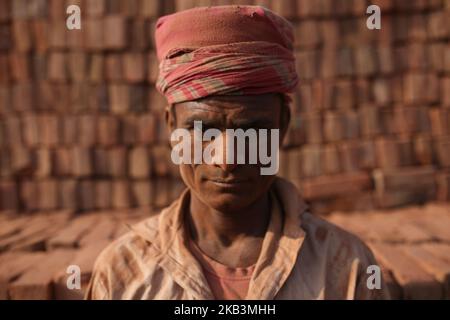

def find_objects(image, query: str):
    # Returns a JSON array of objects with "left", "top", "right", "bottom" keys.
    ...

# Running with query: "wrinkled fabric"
[
  {"left": 85, "top": 177, "right": 390, "bottom": 300},
  {"left": 154, "top": 5, "right": 298, "bottom": 104}
]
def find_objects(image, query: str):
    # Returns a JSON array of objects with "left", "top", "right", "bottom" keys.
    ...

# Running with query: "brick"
[
  {"left": 406, "top": 43, "right": 429, "bottom": 70},
  {"left": 320, "top": 48, "right": 337, "bottom": 78},
  {"left": 339, "top": 140, "right": 375, "bottom": 172},
  {"left": 414, "top": 135, "right": 434, "bottom": 165},
  {"left": 429, "top": 108, "right": 450, "bottom": 136},
  {"left": 109, "top": 84, "right": 129, "bottom": 114},
  {"left": 77, "top": 115, "right": 97, "bottom": 146},
  {"left": 370, "top": 243, "right": 443, "bottom": 299},
  {"left": 295, "top": 21, "right": 320, "bottom": 48},
  {"left": 34, "top": 148, "right": 52, "bottom": 177},
  {"left": 59, "top": 179, "right": 77, "bottom": 210},
  {"left": 21, "top": 180, "right": 39, "bottom": 211},
  {"left": 137, "top": 113, "right": 157, "bottom": 144},
  {"left": 435, "top": 138, "right": 450, "bottom": 168},
  {"left": 300, "top": 172, "right": 372, "bottom": 200},
  {"left": 0, "top": 55, "right": 10, "bottom": 84},
  {"left": 105, "top": 54, "right": 123, "bottom": 81},
  {"left": 88, "top": 54, "right": 104, "bottom": 83},
  {"left": 85, "top": 19, "right": 104, "bottom": 50},
  {"left": 68, "top": 52, "right": 87, "bottom": 81},
  {"left": 295, "top": 50, "right": 318, "bottom": 80},
  {"left": 320, "top": 20, "right": 339, "bottom": 47},
  {"left": 129, "top": 146, "right": 151, "bottom": 178},
  {"left": 337, "top": 47, "right": 353, "bottom": 77},
  {"left": 38, "top": 114, "right": 59, "bottom": 147},
  {"left": 130, "top": 19, "right": 150, "bottom": 50},
  {"left": 354, "top": 46, "right": 377, "bottom": 76},
  {"left": 154, "top": 178, "right": 171, "bottom": 208},
  {"left": 72, "top": 147, "right": 92, "bottom": 177},
  {"left": 132, "top": 180, "right": 153, "bottom": 207},
  {"left": 31, "top": 20, "right": 49, "bottom": 52},
  {"left": 22, "top": 114, "right": 39, "bottom": 147},
  {"left": 377, "top": 46, "right": 395, "bottom": 74},
  {"left": 104, "top": 16, "right": 127, "bottom": 50},
  {"left": 302, "top": 112, "right": 323, "bottom": 144},
  {"left": 97, "top": 115, "right": 119, "bottom": 146},
  {"left": 442, "top": 77, "right": 450, "bottom": 107},
  {"left": 121, "top": 115, "right": 137, "bottom": 144},
  {"left": 436, "top": 173, "right": 450, "bottom": 201},
  {"left": 93, "top": 148, "right": 110, "bottom": 177},
  {"left": 427, "top": 12, "right": 448, "bottom": 40},
  {"left": 297, "top": 0, "right": 322, "bottom": 17},
  {"left": 0, "top": 0, "right": 11, "bottom": 22},
  {"left": 112, "top": 180, "right": 133, "bottom": 209},
  {"left": 129, "top": 84, "right": 147, "bottom": 112},
  {"left": 53, "top": 148, "right": 73, "bottom": 176},
  {"left": 61, "top": 116, "right": 77, "bottom": 145},
  {"left": 323, "top": 112, "right": 344, "bottom": 142},
  {"left": 86, "top": 0, "right": 105, "bottom": 17},
  {"left": 301, "top": 145, "right": 321, "bottom": 177},
  {"left": 321, "top": 144, "right": 340, "bottom": 175},
  {"left": 9, "top": 53, "right": 30, "bottom": 82},
  {"left": 0, "top": 181, "right": 18, "bottom": 211},
  {"left": 403, "top": 73, "right": 439, "bottom": 104},
  {"left": 372, "top": 78, "right": 392, "bottom": 105},
  {"left": 95, "top": 180, "right": 112, "bottom": 209},
  {"left": 428, "top": 43, "right": 444, "bottom": 72},
  {"left": 78, "top": 180, "right": 96, "bottom": 211},
  {"left": 285, "top": 149, "right": 302, "bottom": 179},
  {"left": 12, "top": 20, "right": 31, "bottom": 52},
  {"left": 141, "top": 0, "right": 161, "bottom": 18},
  {"left": 407, "top": 14, "right": 428, "bottom": 41},
  {"left": 392, "top": 107, "right": 429, "bottom": 135},
  {"left": 9, "top": 249, "right": 75, "bottom": 300},
  {"left": 48, "top": 20, "right": 66, "bottom": 49},
  {"left": 38, "top": 179, "right": 58, "bottom": 210},
  {"left": 48, "top": 0, "right": 65, "bottom": 19},
  {"left": 147, "top": 52, "right": 159, "bottom": 83},
  {"left": 375, "top": 137, "right": 415, "bottom": 169},
  {"left": 10, "top": 145, "right": 32, "bottom": 174},
  {"left": 48, "top": 52, "right": 67, "bottom": 82},
  {"left": 152, "top": 145, "right": 173, "bottom": 177},
  {"left": 108, "top": 147, "right": 127, "bottom": 177},
  {"left": 373, "top": 166, "right": 436, "bottom": 194},
  {"left": 272, "top": 0, "right": 297, "bottom": 19},
  {"left": 12, "top": 83, "right": 34, "bottom": 112}
]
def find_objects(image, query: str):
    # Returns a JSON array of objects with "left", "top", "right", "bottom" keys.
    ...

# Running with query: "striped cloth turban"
[{"left": 154, "top": 5, "right": 298, "bottom": 104}]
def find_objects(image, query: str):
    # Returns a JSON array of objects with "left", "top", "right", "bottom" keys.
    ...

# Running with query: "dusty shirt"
[{"left": 85, "top": 177, "right": 390, "bottom": 300}]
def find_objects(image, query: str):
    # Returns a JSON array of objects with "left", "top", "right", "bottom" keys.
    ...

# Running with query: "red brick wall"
[{"left": 0, "top": 0, "right": 449, "bottom": 214}]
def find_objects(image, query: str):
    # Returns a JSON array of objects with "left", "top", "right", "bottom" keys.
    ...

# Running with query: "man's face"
[{"left": 167, "top": 94, "right": 288, "bottom": 212}]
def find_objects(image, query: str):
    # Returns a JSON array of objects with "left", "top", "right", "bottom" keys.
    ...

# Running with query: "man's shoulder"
[
  {"left": 300, "top": 211, "right": 375, "bottom": 261},
  {"left": 93, "top": 214, "right": 162, "bottom": 270}
]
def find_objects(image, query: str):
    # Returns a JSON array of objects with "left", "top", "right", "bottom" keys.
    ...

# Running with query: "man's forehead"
[{"left": 174, "top": 94, "right": 282, "bottom": 114}]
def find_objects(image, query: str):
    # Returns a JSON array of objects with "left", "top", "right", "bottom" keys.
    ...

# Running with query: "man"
[{"left": 86, "top": 5, "right": 389, "bottom": 300}]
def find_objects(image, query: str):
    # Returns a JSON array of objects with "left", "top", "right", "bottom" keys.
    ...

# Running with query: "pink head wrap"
[{"left": 154, "top": 5, "right": 298, "bottom": 104}]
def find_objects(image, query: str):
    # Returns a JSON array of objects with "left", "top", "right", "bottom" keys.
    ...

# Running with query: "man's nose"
[{"left": 212, "top": 133, "right": 238, "bottom": 173}]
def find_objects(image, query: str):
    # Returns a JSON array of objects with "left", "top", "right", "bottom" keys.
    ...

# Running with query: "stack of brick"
[
  {"left": 0, "top": 203, "right": 449, "bottom": 299},
  {"left": 0, "top": 0, "right": 449, "bottom": 214}
]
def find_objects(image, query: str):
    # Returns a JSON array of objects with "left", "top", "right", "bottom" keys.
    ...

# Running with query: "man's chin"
[{"left": 199, "top": 191, "right": 257, "bottom": 212}]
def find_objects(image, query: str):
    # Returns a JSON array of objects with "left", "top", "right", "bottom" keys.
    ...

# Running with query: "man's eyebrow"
[
  {"left": 231, "top": 118, "right": 274, "bottom": 128},
  {"left": 180, "top": 115, "right": 221, "bottom": 127}
]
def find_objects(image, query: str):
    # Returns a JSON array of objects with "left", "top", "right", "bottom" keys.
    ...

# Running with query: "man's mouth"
[{"left": 207, "top": 178, "right": 249, "bottom": 187}]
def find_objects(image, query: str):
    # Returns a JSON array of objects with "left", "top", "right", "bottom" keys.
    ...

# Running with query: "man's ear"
[
  {"left": 165, "top": 104, "right": 177, "bottom": 148},
  {"left": 165, "top": 104, "right": 175, "bottom": 133},
  {"left": 279, "top": 102, "right": 291, "bottom": 145}
]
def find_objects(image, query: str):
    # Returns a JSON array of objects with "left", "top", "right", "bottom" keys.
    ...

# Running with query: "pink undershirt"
[{"left": 188, "top": 239, "right": 255, "bottom": 300}]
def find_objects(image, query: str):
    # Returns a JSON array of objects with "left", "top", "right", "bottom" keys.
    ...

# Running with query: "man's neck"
[{"left": 186, "top": 192, "right": 271, "bottom": 267}]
